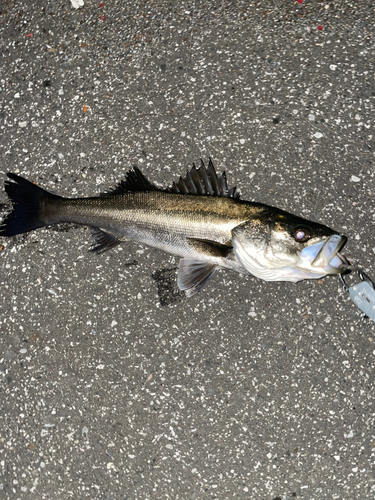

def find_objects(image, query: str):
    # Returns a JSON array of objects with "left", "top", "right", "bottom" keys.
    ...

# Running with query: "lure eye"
[{"left": 294, "top": 228, "right": 310, "bottom": 242}]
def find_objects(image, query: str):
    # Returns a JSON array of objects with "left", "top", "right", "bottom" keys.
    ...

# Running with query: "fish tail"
[{"left": 0, "top": 173, "right": 60, "bottom": 236}]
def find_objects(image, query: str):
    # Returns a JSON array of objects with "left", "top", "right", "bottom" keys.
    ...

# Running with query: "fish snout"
[{"left": 310, "top": 234, "right": 349, "bottom": 274}]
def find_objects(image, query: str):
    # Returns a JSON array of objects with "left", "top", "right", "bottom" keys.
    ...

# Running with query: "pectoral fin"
[
  {"left": 177, "top": 259, "right": 218, "bottom": 297},
  {"left": 187, "top": 238, "right": 232, "bottom": 257}
]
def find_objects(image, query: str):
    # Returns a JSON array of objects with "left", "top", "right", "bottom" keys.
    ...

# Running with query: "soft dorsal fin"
[
  {"left": 167, "top": 158, "right": 240, "bottom": 199},
  {"left": 101, "top": 166, "right": 159, "bottom": 196}
]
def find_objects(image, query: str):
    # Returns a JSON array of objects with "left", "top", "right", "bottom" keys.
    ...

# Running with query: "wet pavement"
[{"left": 0, "top": 1, "right": 375, "bottom": 499}]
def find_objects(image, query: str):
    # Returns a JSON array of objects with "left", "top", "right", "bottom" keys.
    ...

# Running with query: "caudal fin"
[{"left": 0, "top": 173, "right": 57, "bottom": 236}]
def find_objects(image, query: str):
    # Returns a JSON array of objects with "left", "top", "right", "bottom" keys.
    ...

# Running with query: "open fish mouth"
[{"left": 302, "top": 234, "right": 350, "bottom": 274}]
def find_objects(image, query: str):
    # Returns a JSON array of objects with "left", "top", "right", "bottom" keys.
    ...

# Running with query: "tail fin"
[{"left": 0, "top": 173, "right": 57, "bottom": 236}]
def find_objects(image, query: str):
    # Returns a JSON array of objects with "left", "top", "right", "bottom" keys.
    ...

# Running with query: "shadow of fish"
[{"left": 0, "top": 159, "right": 349, "bottom": 297}]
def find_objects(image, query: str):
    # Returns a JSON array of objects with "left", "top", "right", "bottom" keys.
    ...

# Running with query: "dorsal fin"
[
  {"left": 100, "top": 160, "right": 240, "bottom": 198},
  {"left": 167, "top": 158, "right": 240, "bottom": 198},
  {"left": 101, "top": 166, "right": 159, "bottom": 196}
]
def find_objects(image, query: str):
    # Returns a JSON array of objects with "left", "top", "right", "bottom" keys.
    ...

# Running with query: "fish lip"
[{"left": 310, "top": 234, "right": 348, "bottom": 270}]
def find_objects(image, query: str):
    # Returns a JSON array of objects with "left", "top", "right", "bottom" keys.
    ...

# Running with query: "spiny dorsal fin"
[
  {"left": 101, "top": 166, "right": 159, "bottom": 196},
  {"left": 167, "top": 158, "right": 240, "bottom": 198}
]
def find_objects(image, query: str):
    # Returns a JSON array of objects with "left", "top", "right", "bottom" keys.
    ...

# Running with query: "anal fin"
[
  {"left": 177, "top": 259, "right": 218, "bottom": 297},
  {"left": 90, "top": 228, "right": 122, "bottom": 254}
]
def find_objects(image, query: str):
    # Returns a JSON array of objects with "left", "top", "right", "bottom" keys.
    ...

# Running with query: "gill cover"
[
  {"left": 231, "top": 220, "right": 349, "bottom": 283},
  {"left": 231, "top": 220, "right": 302, "bottom": 282}
]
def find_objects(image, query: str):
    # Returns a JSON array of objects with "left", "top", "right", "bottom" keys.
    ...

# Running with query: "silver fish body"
[{"left": 0, "top": 159, "right": 349, "bottom": 296}]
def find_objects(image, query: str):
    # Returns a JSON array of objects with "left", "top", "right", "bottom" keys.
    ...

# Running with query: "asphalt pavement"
[{"left": 0, "top": 1, "right": 375, "bottom": 499}]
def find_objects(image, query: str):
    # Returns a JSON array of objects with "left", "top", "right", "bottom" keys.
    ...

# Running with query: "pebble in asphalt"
[{"left": 0, "top": 1, "right": 374, "bottom": 499}]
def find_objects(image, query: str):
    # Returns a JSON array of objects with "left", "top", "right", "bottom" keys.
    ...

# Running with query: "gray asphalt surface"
[{"left": 1, "top": 1, "right": 375, "bottom": 499}]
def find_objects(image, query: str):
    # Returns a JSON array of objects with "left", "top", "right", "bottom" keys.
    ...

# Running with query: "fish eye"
[{"left": 293, "top": 228, "right": 310, "bottom": 242}]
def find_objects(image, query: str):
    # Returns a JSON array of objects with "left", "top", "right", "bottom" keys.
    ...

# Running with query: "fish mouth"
[
  {"left": 307, "top": 234, "right": 349, "bottom": 274},
  {"left": 298, "top": 234, "right": 349, "bottom": 275}
]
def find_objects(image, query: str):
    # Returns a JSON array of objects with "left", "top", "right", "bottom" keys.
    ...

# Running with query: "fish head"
[{"left": 231, "top": 208, "right": 349, "bottom": 282}]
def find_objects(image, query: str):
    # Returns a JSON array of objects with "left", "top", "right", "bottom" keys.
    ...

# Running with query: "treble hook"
[
  {"left": 339, "top": 265, "right": 375, "bottom": 322},
  {"left": 339, "top": 266, "right": 375, "bottom": 294}
]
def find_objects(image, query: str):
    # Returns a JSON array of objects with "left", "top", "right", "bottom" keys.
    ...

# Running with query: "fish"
[{"left": 0, "top": 159, "right": 350, "bottom": 297}]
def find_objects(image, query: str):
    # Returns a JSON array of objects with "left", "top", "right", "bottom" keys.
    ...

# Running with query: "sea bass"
[{"left": 0, "top": 159, "right": 349, "bottom": 296}]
